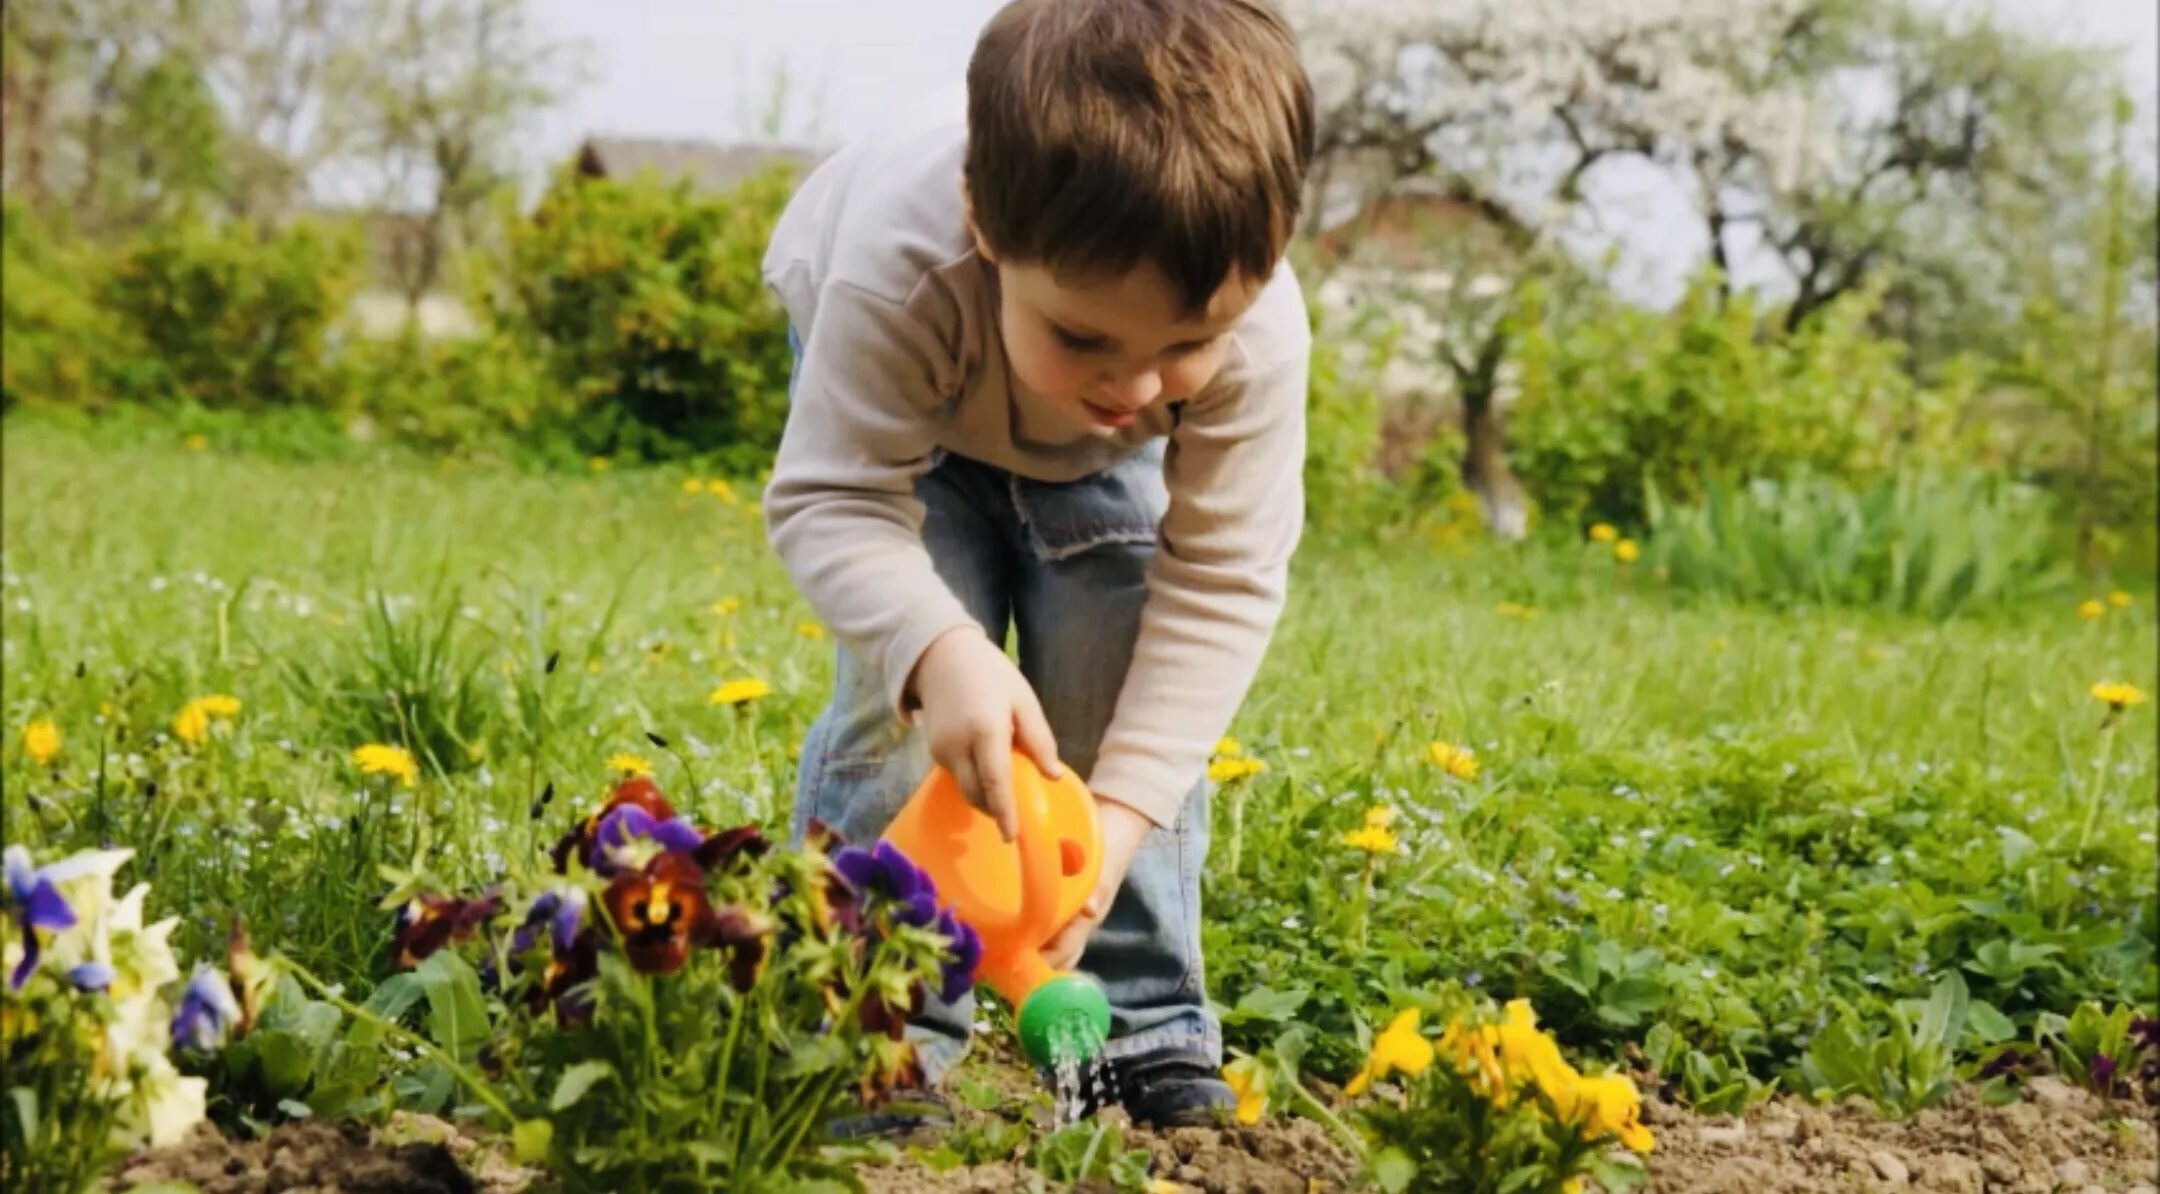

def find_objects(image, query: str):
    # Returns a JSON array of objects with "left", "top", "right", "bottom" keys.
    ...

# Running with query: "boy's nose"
[{"left": 1098, "top": 368, "right": 1162, "bottom": 411}]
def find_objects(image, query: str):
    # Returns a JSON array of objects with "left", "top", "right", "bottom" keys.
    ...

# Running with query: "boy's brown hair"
[{"left": 965, "top": 0, "right": 1315, "bottom": 314}]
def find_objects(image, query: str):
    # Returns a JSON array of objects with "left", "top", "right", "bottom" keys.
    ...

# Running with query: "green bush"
[
  {"left": 1508, "top": 274, "right": 1962, "bottom": 532},
  {"left": 483, "top": 165, "right": 796, "bottom": 471},
  {"left": 1, "top": 199, "right": 126, "bottom": 411},
  {"left": 334, "top": 329, "right": 554, "bottom": 459},
  {"left": 97, "top": 215, "right": 361, "bottom": 410},
  {"left": 1642, "top": 470, "right": 2070, "bottom": 617}
]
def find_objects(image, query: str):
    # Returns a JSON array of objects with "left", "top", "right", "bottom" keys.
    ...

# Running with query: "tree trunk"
[{"left": 1454, "top": 329, "right": 1527, "bottom": 541}]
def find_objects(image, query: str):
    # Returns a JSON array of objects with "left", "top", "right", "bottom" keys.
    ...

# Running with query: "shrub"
[
  {"left": 483, "top": 165, "right": 796, "bottom": 471},
  {"left": 97, "top": 216, "right": 361, "bottom": 410},
  {"left": 1507, "top": 274, "right": 1962, "bottom": 532},
  {"left": 1, "top": 199, "right": 128, "bottom": 412},
  {"left": 1642, "top": 470, "right": 2070, "bottom": 618}
]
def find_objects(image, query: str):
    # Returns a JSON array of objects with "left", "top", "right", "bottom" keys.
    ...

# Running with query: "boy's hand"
[
  {"left": 908, "top": 625, "right": 1063, "bottom": 842},
  {"left": 1040, "top": 798, "right": 1154, "bottom": 972}
]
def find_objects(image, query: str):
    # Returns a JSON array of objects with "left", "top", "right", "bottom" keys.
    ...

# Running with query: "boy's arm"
[
  {"left": 1086, "top": 345, "right": 1309, "bottom": 829},
  {"left": 762, "top": 281, "right": 983, "bottom": 719}
]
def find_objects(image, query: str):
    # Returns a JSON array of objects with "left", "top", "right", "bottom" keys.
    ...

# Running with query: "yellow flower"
[
  {"left": 1363, "top": 805, "right": 1397, "bottom": 829},
  {"left": 1613, "top": 539, "right": 1640, "bottom": 564},
  {"left": 1208, "top": 756, "right": 1265, "bottom": 784},
  {"left": 1587, "top": 523, "right": 1618, "bottom": 543},
  {"left": 1221, "top": 1056, "right": 1269, "bottom": 1124},
  {"left": 710, "top": 597, "right": 742, "bottom": 617},
  {"left": 171, "top": 695, "right": 241, "bottom": 746},
  {"left": 706, "top": 479, "right": 740, "bottom": 506},
  {"left": 2091, "top": 681, "right": 2147, "bottom": 711},
  {"left": 21, "top": 719, "right": 61, "bottom": 767},
  {"left": 709, "top": 678, "right": 772, "bottom": 707},
  {"left": 1494, "top": 1000, "right": 1580, "bottom": 1111},
  {"left": 1427, "top": 741, "right": 1479, "bottom": 781},
  {"left": 1340, "top": 824, "right": 1397, "bottom": 855},
  {"left": 587, "top": 456, "right": 610, "bottom": 472},
  {"left": 607, "top": 753, "right": 654, "bottom": 777},
  {"left": 2078, "top": 599, "right": 2106, "bottom": 619},
  {"left": 680, "top": 477, "right": 704, "bottom": 495},
  {"left": 351, "top": 743, "right": 419, "bottom": 786},
  {"left": 1494, "top": 601, "right": 1538, "bottom": 620},
  {"left": 1214, "top": 736, "right": 1242, "bottom": 758},
  {"left": 2107, "top": 590, "right": 2132, "bottom": 608},
  {"left": 797, "top": 621, "right": 825, "bottom": 641},
  {"left": 182, "top": 434, "right": 208, "bottom": 453},
  {"left": 1344, "top": 1009, "right": 1435, "bottom": 1096},
  {"left": 1571, "top": 1073, "right": 1654, "bottom": 1153}
]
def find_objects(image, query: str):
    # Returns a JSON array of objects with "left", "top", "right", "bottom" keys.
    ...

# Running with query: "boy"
[{"left": 762, "top": 0, "right": 1313, "bottom": 1127}]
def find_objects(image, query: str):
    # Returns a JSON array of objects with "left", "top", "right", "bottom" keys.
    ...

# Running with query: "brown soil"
[
  {"left": 856, "top": 1050, "right": 2160, "bottom": 1194},
  {"left": 116, "top": 1113, "right": 539, "bottom": 1194},
  {"left": 116, "top": 1120, "right": 477, "bottom": 1194}
]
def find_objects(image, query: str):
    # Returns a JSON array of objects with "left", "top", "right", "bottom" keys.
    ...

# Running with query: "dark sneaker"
[
  {"left": 824, "top": 1087, "right": 956, "bottom": 1141},
  {"left": 1111, "top": 1049, "right": 1236, "bottom": 1128}
]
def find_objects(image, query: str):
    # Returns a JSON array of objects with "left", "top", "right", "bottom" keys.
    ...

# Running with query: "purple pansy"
[
  {"left": 932, "top": 908, "right": 982, "bottom": 1003},
  {"left": 2130, "top": 1017, "right": 2160, "bottom": 1053},
  {"left": 588, "top": 805, "right": 705, "bottom": 875},
  {"left": 831, "top": 843, "right": 938, "bottom": 929},
  {"left": 512, "top": 888, "right": 588, "bottom": 957},
  {"left": 171, "top": 966, "right": 242, "bottom": 1052},
  {"left": 4, "top": 845, "right": 80, "bottom": 989},
  {"left": 2089, "top": 1053, "right": 2119, "bottom": 1093},
  {"left": 68, "top": 961, "right": 115, "bottom": 992}
]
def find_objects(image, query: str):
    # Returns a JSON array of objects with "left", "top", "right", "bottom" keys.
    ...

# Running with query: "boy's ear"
[{"left": 960, "top": 181, "right": 999, "bottom": 265}]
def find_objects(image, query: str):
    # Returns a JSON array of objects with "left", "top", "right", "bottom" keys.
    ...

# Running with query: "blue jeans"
[{"left": 783, "top": 337, "right": 1216, "bottom": 1082}]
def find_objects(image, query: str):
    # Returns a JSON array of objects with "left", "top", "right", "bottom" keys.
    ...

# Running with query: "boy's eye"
[
  {"left": 1052, "top": 326, "right": 1110, "bottom": 354},
  {"left": 1165, "top": 338, "right": 1212, "bottom": 357}
]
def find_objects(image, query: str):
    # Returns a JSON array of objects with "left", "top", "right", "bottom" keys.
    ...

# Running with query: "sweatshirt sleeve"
[
  {"left": 1085, "top": 350, "right": 1308, "bottom": 828},
  {"left": 762, "top": 280, "right": 983, "bottom": 718}
]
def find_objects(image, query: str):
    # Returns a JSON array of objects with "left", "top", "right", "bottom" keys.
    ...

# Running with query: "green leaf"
[
  {"left": 1964, "top": 1000, "right": 2016, "bottom": 1045},
  {"left": 416, "top": 952, "right": 488, "bottom": 1063},
  {"left": 1596, "top": 977, "right": 1667, "bottom": 1026},
  {"left": 363, "top": 973, "right": 426, "bottom": 1023},
  {"left": 512, "top": 1118, "right": 554, "bottom": 1165},
  {"left": 1918, "top": 971, "right": 1969, "bottom": 1053},
  {"left": 7, "top": 1087, "right": 37, "bottom": 1140},
  {"left": 1222, "top": 985, "right": 1310, "bottom": 1027},
  {"left": 551, "top": 1060, "right": 615, "bottom": 1111},
  {"left": 255, "top": 1029, "right": 316, "bottom": 1099},
  {"left": 1369, "top": 1146, "right": 1416, "bottom": 1194}
]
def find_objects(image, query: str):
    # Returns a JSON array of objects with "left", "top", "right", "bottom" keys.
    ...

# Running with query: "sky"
[{"left": 525, "top": 0, "right": 2159, "bottom": 302}]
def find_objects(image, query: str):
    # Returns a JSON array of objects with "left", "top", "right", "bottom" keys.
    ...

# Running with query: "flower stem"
[
  {"left": 284, "top": 958, "right": 517, "bottom": 1125},
  {"left": 2076, "top": 719, "right": 2119, "bottom": 855},
  {"left": 1284, "top": 1072, "right": 1367, "bottom": 1159}
]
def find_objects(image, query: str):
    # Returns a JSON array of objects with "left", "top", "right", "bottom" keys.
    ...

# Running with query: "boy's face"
[{"left": 975, "top": 232, "right": 1269, "bottom": 435}]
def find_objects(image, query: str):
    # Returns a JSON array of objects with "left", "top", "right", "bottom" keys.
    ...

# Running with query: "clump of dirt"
[
  {"left": 1644, "top": 1078, "right": 2158, "bottom": 1194},
  {"left": 1128, "top": 1115, "right": 1359, "bottom": 1193},
  {"left": 117, "top": 1119, "right": 477, "bottom": 1194}
]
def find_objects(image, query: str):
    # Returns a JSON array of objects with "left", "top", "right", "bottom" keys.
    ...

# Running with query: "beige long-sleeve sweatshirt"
[{"left": 760, "top": 91, "right": 1309, "bottom": 829}]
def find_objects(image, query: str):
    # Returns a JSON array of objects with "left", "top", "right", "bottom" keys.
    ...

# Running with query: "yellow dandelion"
[
  {"left": 182, "top": 434, "right": 209, "bottom": 453},
  {"left": 797, "top": 621, "right": 825, "bottom": 641},
  {"left": 1340, "top": 824, "right": 1398, "bottom": 855},
  {"left": 1613, "top": 539, "right": 1640, "bottom": 564},
  {"left": 1214, "top": 736, "right": 1242, "bottom": 758},
  {"left": 351, "top": 743, "right": 419, "bottom": 786},
  {"left": 2107, "top": 590, "right": 2132, "bottom": 609},
  {"left": 1208, "top": 756, "right": 1265, "bottom": 784},
  {"left": 21, "top": 719, "right": 61, "bottom": 767},
  {"left": 171, "top": 695, "right": 241, "bottom": 746},
  {"left": 607, "top": 753, "right": 654, "bottom": 777},
  {"left": 1363, "top": 805, "right": 1397, "bottom": 828},
  {"left": 2090, "top": 681, "right": 2147, "bottom": 712},
  {"left": 1221, "top": 1056, "right": 1269, "bottom": 1125},
  {"left": 706, "top": 479, "right": 740, "bottom": 506},
  {"left": 587, "top": 456, "right": 610, "bottom": 472},
  {"left": 1494, "top": 601, "right": 1538, "bottom": 620},
  {"left": 1427, "top": 741, "right": 1479, "bottom": 781},
  {"left": 1344, "top": 1009, "right": 1435, "bottom": 1096},
  {"left": 680, "top": 477, "right": 704, "bottom": 495},
  {"left": 2078, "top": 599, "right": 2106, "bottom": 620},
  {"left": 709, "top": 678, "right": 772, "bottom": 707},
  {"left": 710, "top": 597, "right": 742, "bottom": 617},
  {"left": 1587, "top": 523, "right": 1617, "bottom": 544}
]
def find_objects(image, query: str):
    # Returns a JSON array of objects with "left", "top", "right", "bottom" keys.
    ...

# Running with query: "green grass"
[{"left": 4, "top": 420, "right": 2154, "bottom": 1109}]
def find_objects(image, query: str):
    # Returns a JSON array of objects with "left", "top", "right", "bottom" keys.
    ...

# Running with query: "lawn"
[{"left": 4, "top": 421, "right": 2154, "bottom": 1191}]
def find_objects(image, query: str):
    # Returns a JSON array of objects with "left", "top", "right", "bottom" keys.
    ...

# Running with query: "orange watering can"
[{"left": 881, "top": 752, "right": 1112, "bottom": 1068}]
